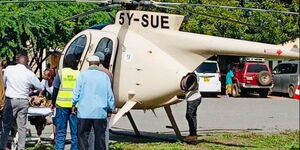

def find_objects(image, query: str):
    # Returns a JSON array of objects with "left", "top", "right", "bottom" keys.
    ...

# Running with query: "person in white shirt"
[
  {"left": 180, "top": 72, "right": 202, "bottom": 142},
  {"left": 39, "top": 68, "right": 55, "bottom": 96},
  {"left": 0, "top": 55, "right": 43, "bottom": 150},
  {"left": 39, "top": 68, "right": 56, "bottom": 139}
]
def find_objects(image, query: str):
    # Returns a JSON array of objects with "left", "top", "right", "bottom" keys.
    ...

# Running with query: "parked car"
[
  {"left": 195, "top": 60, "right": 221, "bottom": 96},
  {"left": 232, "top": 58, "right": 273, "bottom": 97},
  {"left": 272, "top": 61, "right": 299, "bottom": 98}
]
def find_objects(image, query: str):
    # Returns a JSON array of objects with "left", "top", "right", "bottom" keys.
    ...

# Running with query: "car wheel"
[
  {"left": 258, "top": 71, "right": 272, "bottom": 86},
  {"left": 288, "top": 86, "right": 295, "bottom": 98},
  {"left": 232, "top": 83, "right": 240, "bottom": 97},
  {"left": 259, "top": 89, "right": 269, "bottom": 98}
]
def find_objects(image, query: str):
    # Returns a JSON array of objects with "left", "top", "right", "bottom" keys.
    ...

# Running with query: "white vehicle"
[{"left": 195, "top": 60, "right": 221, "bottom": 96}]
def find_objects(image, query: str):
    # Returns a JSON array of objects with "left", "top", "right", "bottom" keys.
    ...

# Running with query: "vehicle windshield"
[
  {"left": 196, "top": 62, "right": 217, "bottom": 73},
  {"left": 247, "top": 64, "right": 268, "bottom": 72}
]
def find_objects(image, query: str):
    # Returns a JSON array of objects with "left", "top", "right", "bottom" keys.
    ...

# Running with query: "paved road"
[
  {"left": 112, "top": 96, "right": 299, "bottom": 135},
  {"left": 26, "top": 96, "right": 299, "bottom": 146}
]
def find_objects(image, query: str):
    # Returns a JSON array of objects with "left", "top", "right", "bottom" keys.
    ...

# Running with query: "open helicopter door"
[
  {"left": 59, "top": 30, "right": 92, "bottom": 72},
  {"left": 80, "top": 30, "right": 118, "bottom": 73}
]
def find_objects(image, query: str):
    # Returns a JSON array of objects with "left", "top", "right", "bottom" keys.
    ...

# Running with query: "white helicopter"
[{"left": 2, "top": 0, "right": 299, "bottom": 139}]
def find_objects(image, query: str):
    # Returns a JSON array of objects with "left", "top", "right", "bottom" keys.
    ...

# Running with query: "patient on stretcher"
[{"left": 28, "top": 96, "right": 52, "bottom": 136}]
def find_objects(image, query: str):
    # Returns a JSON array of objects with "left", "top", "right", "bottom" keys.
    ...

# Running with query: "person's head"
[
  {"left": 94, "top": 52, "right": 105, "bottom": 64},
  {"left": 87, "top": 55, "right": 100, "bottom": 66},
  {"left": 15, "top": 51, "right": 27, "bottom": 62},
  {"left": 17, "top": 55, "right": 28, "bottom": 66},
  {"left": 227, "top": 65, "right": 232, "bottom": 71},
  {"left": 42, "top": 68, "right": 55, "bottom": 81},
  {"left": 64, "top": 55, "right": 78, "bottom": 70}
]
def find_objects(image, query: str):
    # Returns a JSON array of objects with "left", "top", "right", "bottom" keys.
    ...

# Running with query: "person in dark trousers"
[
  {"left": 72, "top": 55, "right": 115, "bottom": 150},
  {"left": 88, "top": 52, "right": 114, "bottom": 150},
  {"left": 181, "top": 72, "right": 202, "bottom": 142}
]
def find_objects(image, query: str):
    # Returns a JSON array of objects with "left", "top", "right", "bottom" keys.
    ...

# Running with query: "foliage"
[
  {"left": 162, "top": 0, "right": 299, "bottom": 44},
  {"left": 26, "top": 144, "right": 54, "bottom": 150},
  {"left": 0, "top": 0, "right": 299, "bottom": 61},
  {"left": 0, "top": 2, "right": 113, "bottom": 60}
]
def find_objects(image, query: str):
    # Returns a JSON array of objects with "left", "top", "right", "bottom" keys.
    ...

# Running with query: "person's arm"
[
  {"left": 72, "top": 73, "right": 83, "bottom": 107},
  {"left": 29, "top": 72, "right": 44, "bottom": 91},
  {"left": 72, "top": 73, "right": 83, "bottom": 115},
  {"left": 51, "top": 74, "right": 60, "bottom": 107},
  {"left": 39, "top": 80, "right": 46, "bottom": 97},
  {"left": 106, "top": 76, "right": 115, "bottom": 114}
]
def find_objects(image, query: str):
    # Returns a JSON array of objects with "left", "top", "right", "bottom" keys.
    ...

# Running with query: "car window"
[
  {"left": 63, "top": 35, "right": 87, "bottom": 69},
  {"left": 95, "top": 37, "right": 113, "bottom": 68},
  {"left": 278, "top": 64, "right": 298, "bottom": 74},
  {"left": 196, "top": 62, "right": 217, "bottom": 73},
  {"left": 247, "top": 64, "right": 268, "bottom": 72},
  {"left": 273, "top": 64, "right": 284, "bottom": 74}
]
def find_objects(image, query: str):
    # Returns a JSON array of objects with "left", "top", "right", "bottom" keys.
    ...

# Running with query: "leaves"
[
  {"left": 0, "top": 0, "right": 298, "bottom": 60},
  {"left": 166, "top": 0, "right": 299, "bottom": 44},
  {"left": 0, "top": 2, "right": 112, "bottom": 60}
]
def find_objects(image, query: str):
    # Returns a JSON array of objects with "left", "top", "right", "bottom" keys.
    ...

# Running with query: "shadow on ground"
[{"left": 109, "top": 128, "right": 257, "bottom": 149}]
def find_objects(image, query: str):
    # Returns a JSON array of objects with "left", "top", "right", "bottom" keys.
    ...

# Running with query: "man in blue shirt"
[
  {"left": 72, "top": 55, "right": 115, "bottom": 150},
  {"left": 225, "top": 65, "right": 234, "bottom": 98}
]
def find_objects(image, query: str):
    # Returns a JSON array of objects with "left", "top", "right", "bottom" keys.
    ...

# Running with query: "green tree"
[
  {"left": 163, "top": 0, "right": 299, "bottom": 44},
  {"left": 0, "top": 2, "right": 113, "bottom": 61}
]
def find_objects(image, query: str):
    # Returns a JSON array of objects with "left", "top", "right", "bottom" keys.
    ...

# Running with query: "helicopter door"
[
  {"left": 61, "top": 31, "right": 91, "bottom": 71},
  {"left": 90, "top": 32, "right": 118, "bottom": 72}
]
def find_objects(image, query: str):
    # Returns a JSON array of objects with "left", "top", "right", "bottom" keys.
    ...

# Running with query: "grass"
[{"left": 26, "top": 130, "right": 299, "bottom": 150}]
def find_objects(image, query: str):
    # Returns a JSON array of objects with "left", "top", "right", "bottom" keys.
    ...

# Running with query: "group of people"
[
  {"left": 0, "top": 52, "right": 114, "bottom": 150},
  {"left": 0, "top": 51, "right": 205, "bottom": 149}
]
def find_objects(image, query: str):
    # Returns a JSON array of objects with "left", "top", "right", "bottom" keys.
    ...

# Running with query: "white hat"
[{"left": 87, "top": 55, "right": 100, "bottom": 62}]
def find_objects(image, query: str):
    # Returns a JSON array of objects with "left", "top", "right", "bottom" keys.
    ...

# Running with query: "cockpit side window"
[
  {"left": 95, "top": 37, "right": 113, "bottom": 69},
  {"left": 63, "top": 35, "right": 87, "bottom": 70}
]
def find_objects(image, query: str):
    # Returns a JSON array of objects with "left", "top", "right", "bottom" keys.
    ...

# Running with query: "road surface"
[{"left": 25, "top": 95, "right": 299, "bottom": 146}]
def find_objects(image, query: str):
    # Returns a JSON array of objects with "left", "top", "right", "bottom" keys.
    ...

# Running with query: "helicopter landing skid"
[{"left": 164, "top": 105, "right": 182, "bottom": 141}]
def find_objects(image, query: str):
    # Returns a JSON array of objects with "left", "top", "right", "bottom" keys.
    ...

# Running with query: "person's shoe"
[{"left": 183, "top": 136, "right": 198, "bottom": 142}]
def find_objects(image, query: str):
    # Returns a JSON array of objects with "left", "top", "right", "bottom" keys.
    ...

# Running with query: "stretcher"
[{"left": 10, "top": 107, "right": 53, "bottom": 150}]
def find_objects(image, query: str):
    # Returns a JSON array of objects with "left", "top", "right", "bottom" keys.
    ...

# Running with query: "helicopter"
[{"left": 1, "top": 0, "right": 299, "bottom": 139}]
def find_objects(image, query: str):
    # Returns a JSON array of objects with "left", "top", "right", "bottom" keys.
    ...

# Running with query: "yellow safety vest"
[{"left": 56, "top": 68, "right": 80, "bottom": 108}]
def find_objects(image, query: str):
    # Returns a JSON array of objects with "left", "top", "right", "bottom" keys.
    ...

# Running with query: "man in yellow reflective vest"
[{"left": 52, "top": 64, "right": 80, "bottom": 150}]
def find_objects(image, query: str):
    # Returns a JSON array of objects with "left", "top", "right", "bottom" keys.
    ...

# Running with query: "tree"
[
  {"left": 163, "top": 0, "right": 299, "bottom": 44},
  {"left": 0, "top": 2, "right": 113, "bottom": 60}
]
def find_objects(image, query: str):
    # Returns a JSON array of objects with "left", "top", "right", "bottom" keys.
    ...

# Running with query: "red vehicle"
[{"left": 232, "top": 58, "right": 273, "bottom": 97}]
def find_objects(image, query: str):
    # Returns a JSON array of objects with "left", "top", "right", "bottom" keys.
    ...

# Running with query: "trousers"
[
  {"left": 0, "top": 98, "right": 29, "bottom": 150},
  {"left": 78, "top": 119, "right": 107, "bottom": 150},
  {"left": 88, "top": 117, "right": 110, "bottom": 150},
  {"left": 186, "top": 98, "right": 202, "bottom": 136},
  {"left": 55, "top": 107, "right": 78, "bottom": 150}
]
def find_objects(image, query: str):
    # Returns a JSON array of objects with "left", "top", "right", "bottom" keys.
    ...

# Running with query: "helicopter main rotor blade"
[
  {"left": 59, "top": 4, "right": 120, "bottom": 22},
  {"left": 195, "top": 12, "right": 267, "bottom": 30},
  {"left": 0, "top": 0, "right": 109, "bottom": 4},
  {"left": 151, "top": 1, "right": 299, "bottom": 15}
]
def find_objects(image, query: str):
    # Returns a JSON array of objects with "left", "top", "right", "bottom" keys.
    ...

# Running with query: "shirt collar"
[
  {"left": 16, "top": 64, "right": 27, "bottom": 69},
  {"left": 88, "top": 65, "right": 100, "bottom": 71}
]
